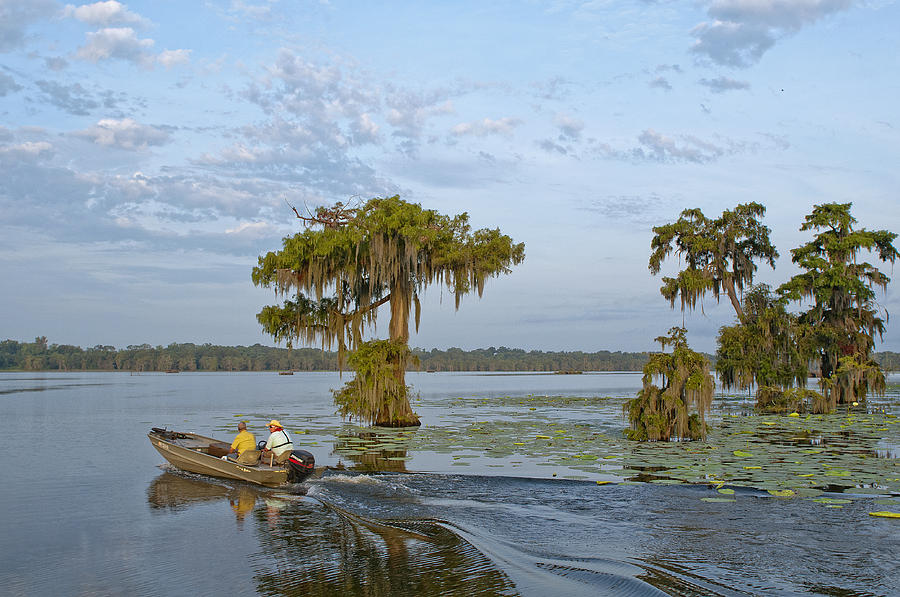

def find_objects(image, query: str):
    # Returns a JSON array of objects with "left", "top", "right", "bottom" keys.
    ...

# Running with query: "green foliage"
[
  {"left": 624, "top": 328, "right": 714, "bottom": 441},
  {"left": 778, "top": 202, "right": 898, "bottom": 407},
  {"left": 819, "top": 354, "right": 886, "bottom": 411},
  {"left": 332, "top": 340, "right": 421, "bottom": 427},
  {"left": 649, "top": 203, "right": 777, "bottom": 319},
  {"left": 716, "top": 284, "right": 812, "bottom": 392},
  {"left": 755, "top": 386, "right": 826, "bottom": 414},
  {"left": 253, "top": 195, "right": 524, "bottom": 426},
  {"left": 253, "top": 196, "right": 524, "bottom": 355},
  {"left": 642, "top": 202, "right": 775, "bottom": 437}
]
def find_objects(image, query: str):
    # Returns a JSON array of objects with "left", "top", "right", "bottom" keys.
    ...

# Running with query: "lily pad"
[
  {"left": 813, "top": 498, "right": 852, "bottom": 505},
  {"left": 768, "top": 489, "right": 796, "bottom": 498}
]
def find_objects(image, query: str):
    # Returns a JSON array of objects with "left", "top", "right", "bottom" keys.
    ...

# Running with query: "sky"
[{"left": 1, "top": 0, "right": 899, "bottom": 354}]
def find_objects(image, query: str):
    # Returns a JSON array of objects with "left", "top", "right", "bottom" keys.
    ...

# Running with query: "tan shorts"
[
  {"left": 235, "top": 450, "right": 260, "bottom": 464},
  {"left": 264, "top": 450, "right": 291, "bottom": 465}
]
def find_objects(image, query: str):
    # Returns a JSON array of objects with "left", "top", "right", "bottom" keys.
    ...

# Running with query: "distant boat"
[
  {"left": 165, "top": 369, "right": 180, "bottom": 374},
  {"left": 554, "top": 370, "right": 583, "bottom": 375},
  {"left": 278, "top": 370, "right": 294, "bottom": 375}
]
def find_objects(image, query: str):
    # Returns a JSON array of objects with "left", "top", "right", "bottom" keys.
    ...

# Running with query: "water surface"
[{"left": 0, "top": 371, "right": 897, "bottom": 596}]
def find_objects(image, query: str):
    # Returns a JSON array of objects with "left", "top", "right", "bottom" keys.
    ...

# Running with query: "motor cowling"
[{"left": 286, "top": 449, "right": 315, "bottom": 483}]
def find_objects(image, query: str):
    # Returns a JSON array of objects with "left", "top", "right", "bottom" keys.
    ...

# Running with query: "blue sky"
[{"left": 1, "top": 0, "right": 899, "bottom": 353}]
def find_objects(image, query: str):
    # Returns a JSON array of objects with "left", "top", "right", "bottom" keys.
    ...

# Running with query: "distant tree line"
[
  {"left": 0, "top": 337, "right": 660, "bottom": 372},
  {"left": 0, "top": 337, "right": 338, "bottom": 372},
  {"left": 4, "top": 337, "right": 899, "bottom": 374},
  {"left": 409, "top": 347, "right": 651, "bottom": 372}
]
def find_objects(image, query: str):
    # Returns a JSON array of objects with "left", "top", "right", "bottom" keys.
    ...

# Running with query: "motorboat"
[{"left": 148, "top": 427, "right": 315, "bottom": 487}]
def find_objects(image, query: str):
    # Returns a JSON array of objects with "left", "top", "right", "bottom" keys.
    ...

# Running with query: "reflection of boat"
[
  {"left": 149, "top": 471, "right": 245, "bottom": 508},
  {"left": 148, "top": 428, "right": 315, "bottom": 487},
  {"left": 147, "top": 471, "right": 270, "bottom": 523}
]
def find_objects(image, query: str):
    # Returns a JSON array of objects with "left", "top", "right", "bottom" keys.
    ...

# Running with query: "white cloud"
[
  {"left": 0, "top": 0, "right": 57, "bottom": 52},
  {"left": 75, "top": 27, "right": 155, "bottom": 64},
  {"left": 63, "top": 1, "right": 149, "bottom": 27},
  {"left": 158, "top": 48, "right": 192, "bottom": 69},
  {"left": 634, "top": 129, "right": 727, "bottom": 163},
  {"left": 0, "top": 70, "right": 23, "bottom": 96},
  {"left": 35, "top": 80, "right": 100, "bottom": 115},
  {"left": 708, "top": 0, "right": 853, "bottom": 29},
  {"left": 649, "top": 76, "right": 672, "bottom": 91},
  {"left": 350, "top": 113, "right": 380, "bottom": 144},
  {"left": 554, "top": 114, "right": 584, "bottom": 142},
  {"left": 691, "top": 0, "right": 855, "bottom": 67},
  {"left": 224, "top": 220, "right": 276, "bottom": 239},
  {"left": 226, "top": 1, "right": 274, "bottom": 20},
  {"left": 74, "top": 118, "right": 171, "bottom": 150},
  {"left": 450, "top": 117, "right": 521, "bottom": 137},
  {"left": 699, "top": 75, "right": 751, "bottom": 93},
  {"left": 44, "top": 56, "right": 69, "bottom": 71},
  {"left": 0, "top": 141, "right": 54, "bottom": 157},
  {"left": 386, "top": 98, "right": 455, "bottom": 141},
  {"left": 537, "top": 138, "right": 569, "bottom": 155}
]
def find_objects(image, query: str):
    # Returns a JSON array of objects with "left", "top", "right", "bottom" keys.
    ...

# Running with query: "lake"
[{"left": 1, "top": 371, "right": 898, "bottom": 596}]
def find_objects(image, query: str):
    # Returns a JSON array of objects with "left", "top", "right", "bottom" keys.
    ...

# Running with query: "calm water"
[{"left": 1, "top": 371, "right": 898, "bottom": 596}]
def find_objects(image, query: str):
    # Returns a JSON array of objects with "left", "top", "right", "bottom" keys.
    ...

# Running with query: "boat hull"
[{"left": 148, "top": 430, "right": 289, "bottom": 487}]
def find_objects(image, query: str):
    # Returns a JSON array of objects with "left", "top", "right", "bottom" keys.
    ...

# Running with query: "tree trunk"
[
  {"left": 377, "top": 283, "right": 420, "bottom": 427},
  {"left": 722, "top": 275, "right": 745, "bottom": 321}
]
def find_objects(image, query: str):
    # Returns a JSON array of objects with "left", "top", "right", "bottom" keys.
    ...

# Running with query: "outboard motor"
[{"left": 286, "top": 450, "right": 315, "bottom": 483}]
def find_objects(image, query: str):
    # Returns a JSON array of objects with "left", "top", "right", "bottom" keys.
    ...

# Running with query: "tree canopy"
[
  {"left": 649, "top": 202, "right": 777, "bottom": 320},
  {"left": 778, "top": 202, "right": 898, "bottom": 407},
  {"left": 715, "top": 284, "right": 811, "bottom": 392},
  {"left": 635, "top": 203, "right": 774, "bottom": 441},
  {"left": 252, "top": 196, "right": 525, "bottom": 426}
]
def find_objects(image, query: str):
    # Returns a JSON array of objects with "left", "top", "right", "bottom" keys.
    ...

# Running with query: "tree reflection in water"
[
  {"left": 252, "top": 497, "right": 516, "bottom": 596},
  {"left": 146, "top": 471, "right": 515, "bottom": 595},
  {"left": 332, "top": 428, "right": 413, "bottom": 473}
]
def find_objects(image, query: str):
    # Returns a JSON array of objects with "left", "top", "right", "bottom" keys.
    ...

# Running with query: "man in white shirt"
[{"left": 262, "top": 419, "right": 293, "bottom": 465}]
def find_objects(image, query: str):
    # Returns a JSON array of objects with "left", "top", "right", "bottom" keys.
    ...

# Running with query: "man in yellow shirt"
[{"left": 228, "top": 422, "right": 257, "bottom": 462}]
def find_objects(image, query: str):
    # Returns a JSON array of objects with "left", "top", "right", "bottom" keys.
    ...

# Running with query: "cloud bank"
[{"left": 691, "top": 0, "right": 854, "bottom": 67}]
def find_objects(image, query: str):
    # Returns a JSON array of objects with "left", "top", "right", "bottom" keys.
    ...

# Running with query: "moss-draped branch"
[
  {"left": 777, "top": 202, "right": 898, "bottom": 406},
  {"left": 625, "top": 327, "right": 713, "bottom": 441},
  {"left": 253, "top": 195, "right": 525, "bottom": 360},
  {"left": 252, "top": 195, "right": 525, "bottom": 426},
  {"left": 649, "top": 202, "right": 778, "bottom": 320}
]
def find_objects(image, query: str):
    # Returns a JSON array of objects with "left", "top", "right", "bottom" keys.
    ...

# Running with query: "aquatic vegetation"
[
  {"left": 624, "top": 328, "right": 713, "bottom": 441},
  {"left": 332, "top": 340, "right": 419, "bottom": 427},
  {"left": 226, "top": 377, "right": 900, "bottom": 499}
]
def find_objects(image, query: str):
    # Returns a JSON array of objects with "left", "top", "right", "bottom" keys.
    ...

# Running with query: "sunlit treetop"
[
  {"left": 252, "top": 195, "right": 525, "bottom": 359},
  {"left": 649, "top": 202, "right": 778, "bottom": 320}
]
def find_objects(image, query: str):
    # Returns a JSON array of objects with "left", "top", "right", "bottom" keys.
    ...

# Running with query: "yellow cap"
[{"left": 268, "top": 419, "right": 282, "bottom": 427}]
